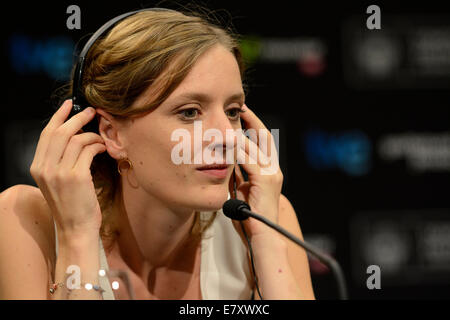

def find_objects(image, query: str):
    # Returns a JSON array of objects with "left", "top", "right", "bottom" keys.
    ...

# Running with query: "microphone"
[{"left": 222, "top": 198, "right": 348, "bottom": 300}]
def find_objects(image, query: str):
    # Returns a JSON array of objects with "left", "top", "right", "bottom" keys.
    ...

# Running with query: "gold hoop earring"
[{"left": 117, "top": 158, "right": 133, "bottom": 175}]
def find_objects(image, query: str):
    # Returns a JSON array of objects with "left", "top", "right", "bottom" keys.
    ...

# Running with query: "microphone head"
[{"left": 222, "top": 199, "right": 250, "bottom": 221}]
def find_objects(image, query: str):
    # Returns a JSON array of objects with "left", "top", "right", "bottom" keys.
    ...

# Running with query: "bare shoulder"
[
  {"left": 1, "top": 184, "right": 54, "bottom": 231},
  {"left": 0, "top": 184, "right": 56, "bottom": 298},
  {"left": 0, "top": 184, "right": 55, "bottom": 252}
]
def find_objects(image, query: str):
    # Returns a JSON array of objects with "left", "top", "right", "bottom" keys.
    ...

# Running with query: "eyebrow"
[{"left": 172, "top": 91, "right": 245, "bottom": 106}]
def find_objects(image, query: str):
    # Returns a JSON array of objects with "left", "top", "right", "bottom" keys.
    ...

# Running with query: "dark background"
[{"left": 2, "top": 0, "right": 450, "bottom": 299}]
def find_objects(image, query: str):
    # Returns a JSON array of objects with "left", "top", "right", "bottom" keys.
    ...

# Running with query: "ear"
[{"left": 95, "top": 108, "right": 127, "bottom": 160}]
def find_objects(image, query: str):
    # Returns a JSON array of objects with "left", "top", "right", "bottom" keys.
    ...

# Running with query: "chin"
[{"left": 193, "top": 185, "right": 229, "bottom": 211}]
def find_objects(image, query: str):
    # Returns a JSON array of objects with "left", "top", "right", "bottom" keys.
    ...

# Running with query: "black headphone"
[{"left": 69, "top": 8, "right": 174, "bottom": 133}]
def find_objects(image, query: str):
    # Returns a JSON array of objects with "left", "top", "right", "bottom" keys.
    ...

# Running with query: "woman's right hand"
[{"left": 30, "top": 99, "right": 107, "bottom": 240}]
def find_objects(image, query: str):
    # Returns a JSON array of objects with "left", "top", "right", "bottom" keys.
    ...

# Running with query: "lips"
[
  {"left": 196, "top": 163, "right": 230, "bottom": 179},
  {"left": 196, "top": 164, "right": 229, "bottom": 170}
]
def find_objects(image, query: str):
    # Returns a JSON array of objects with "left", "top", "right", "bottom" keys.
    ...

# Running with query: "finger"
[
  {"left": 241, "top": 133, "right": 279, "bottom": 170},
  {"left": 59, "top": 132, "right": 105, "bottom": 170},
  {"left": 255, "top": 126, "right": 279, "bottom": 161},
  {"left": 43, "top": 99, "right": 74, "bottom": 133},
  {"left": 240, "top": 105, "right": 277, "bottom": 158},
  {"left": 33, "top": 100, "right": 73, "bottom": 165},
  {"left": 73, "top": 142, "right": 107, "bottom": 173},
  {"left": 236, "top": 142, "right": 260, "bottom": 177},
  {"left": 45, "top": 107, "right": 97, "bottom": 167}
]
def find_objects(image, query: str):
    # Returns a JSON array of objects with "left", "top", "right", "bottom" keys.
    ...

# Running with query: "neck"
[{"left": 106, "top": 182, "right": 201, "bottom": 279}]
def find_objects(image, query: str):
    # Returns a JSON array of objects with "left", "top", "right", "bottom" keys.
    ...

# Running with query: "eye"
[
  {"left": 226, "top": 107, "right": 245, "bottom": 121},
  {"left": 178, "top": 108, "right": 200, "bottom": 120}
]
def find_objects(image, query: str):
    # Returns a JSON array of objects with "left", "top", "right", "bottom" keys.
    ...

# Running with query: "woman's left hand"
[{"left": 229, "top": 104, "right": 284, "bottom": 242}]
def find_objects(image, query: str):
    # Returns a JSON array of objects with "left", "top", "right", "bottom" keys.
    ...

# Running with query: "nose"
[{"left": 203, "top": 109, "right": 238, "bottom": 159}]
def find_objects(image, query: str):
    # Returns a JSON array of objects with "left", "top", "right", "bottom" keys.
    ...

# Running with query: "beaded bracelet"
[
  {"left": 49, "top": 282, "right": 105, "bottom": 295},
  {"left": 49, "top": 282, "right": 64, "bottom": 294}
]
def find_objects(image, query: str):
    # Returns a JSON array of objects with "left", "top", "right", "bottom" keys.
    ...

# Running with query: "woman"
[{"left": 0, "top": 8, "right": 314, "bottom": 300}]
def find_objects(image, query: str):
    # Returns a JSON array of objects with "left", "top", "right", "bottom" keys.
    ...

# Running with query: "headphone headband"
[{"left": 70, "top": 7, "right": 174, "bottom": 133}]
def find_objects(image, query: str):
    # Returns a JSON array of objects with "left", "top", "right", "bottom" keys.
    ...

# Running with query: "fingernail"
[
  {"left": 85, "top": 107, "right": 95, "bottom": 114},
  {"left": 60, "top": 100, "right": 71, "bottom": 109}
]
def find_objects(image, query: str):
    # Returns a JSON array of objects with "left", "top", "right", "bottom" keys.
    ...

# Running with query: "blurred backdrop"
[{"left": 1, "top": 0, "right": 450, "bottom": 299}]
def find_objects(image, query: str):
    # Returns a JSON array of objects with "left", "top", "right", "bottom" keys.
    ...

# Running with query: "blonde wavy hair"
[{"left": 55, "top": 8, "right": 246, "bottom": 248}]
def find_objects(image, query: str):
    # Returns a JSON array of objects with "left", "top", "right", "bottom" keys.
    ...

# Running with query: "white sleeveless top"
[{"left": 55, "top": 197, "right": 254, "bottom": 300}]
